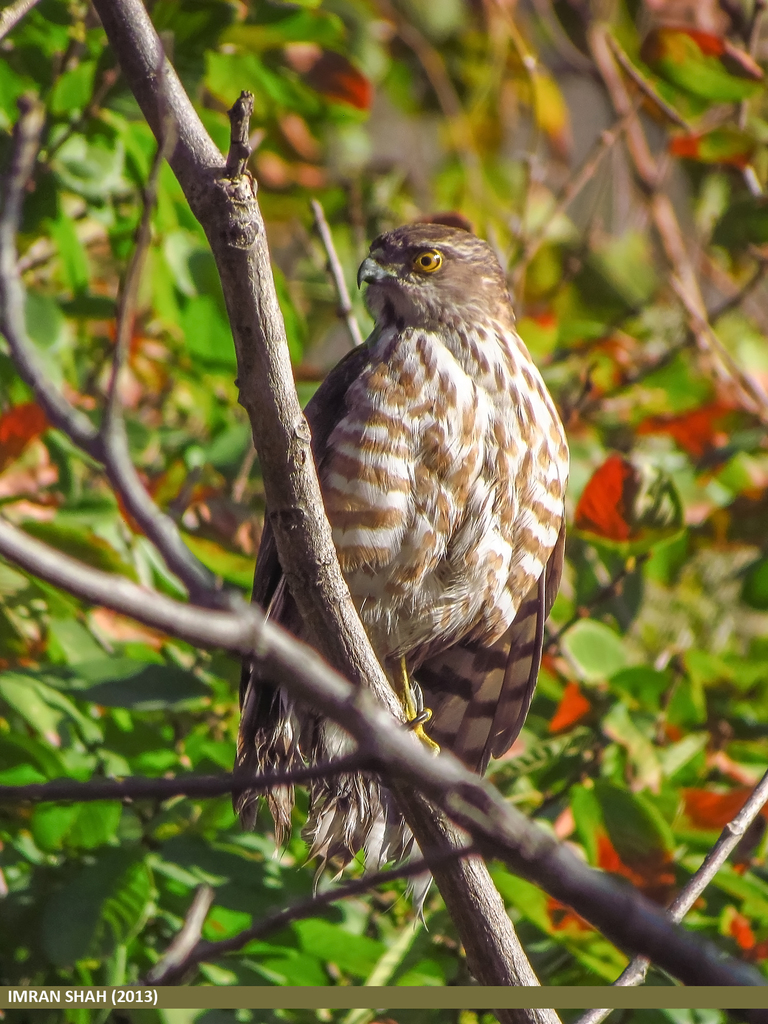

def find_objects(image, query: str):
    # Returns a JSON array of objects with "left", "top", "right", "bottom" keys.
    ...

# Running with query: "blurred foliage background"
[{"left": 2, "top": 0, "right": 768, "bottom": 1021}]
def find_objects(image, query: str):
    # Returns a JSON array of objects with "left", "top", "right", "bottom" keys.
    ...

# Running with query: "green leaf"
[
  {"left": 293, "top": 919, "right": 385, "bottom": 977},
  {"left": 182, "top": 294, "right": 236, "bottom": 368},
  {"left": 641, "top": 28, "right": 763, "bottom": 102},
  {"left": 742, "top": 558, "right": 768, "bottom": 610},
  {"left": 41, "top": 849, "right": 153, "bottom": 966},
  {"left": 52, "top": 131, "right": 128, "bottom": 201},
  {"left": 50, "top": 61, "right": 97, "bottom": 115},
  {"left": 602, "top": 703, "right": 662, "bottom": 792},
  {"left": 180, "top": 533, "right": 253, "bottom": 589},
  {"left": 22, "top": 521, "right": 138, "bottom": 579},
  {"left": 561, "top": 620, "right": 628, "bottom": 681},
  {"left": 0, "top": 673, "right": 64, "bottom": 746},
  {"left": 77, "top": 659, "right": 210, "bottom": 710},
  {"left": 49, "top": 213, "right": 90, "bottom": 294},
  {"left": 25, "top": 291, "right": 68, "bottom": 353},
  {"left": 593, "top": 781, "right": 675, "bottom": 869},
  {"left": 221, "top": 11, "right": 345, "bottom": 51},
  {"left": 47, "top": 617, "right": 105, "bottom": 665},
  {"left": 713, "top": 198, "right": 768, "bottom": 248}
]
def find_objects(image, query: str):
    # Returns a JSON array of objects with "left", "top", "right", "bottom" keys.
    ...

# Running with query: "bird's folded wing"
[{"left": 418, "top": 524, "right": 566, "bottom": 773}]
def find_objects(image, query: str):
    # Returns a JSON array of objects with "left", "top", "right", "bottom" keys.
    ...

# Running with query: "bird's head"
[{"left": 357, "top": 224, "right": 512, "bottom": 330}]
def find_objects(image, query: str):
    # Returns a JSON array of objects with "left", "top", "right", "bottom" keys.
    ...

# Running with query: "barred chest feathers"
[{"left": 319, "top": 317, "right": 568, "bottom": 668}]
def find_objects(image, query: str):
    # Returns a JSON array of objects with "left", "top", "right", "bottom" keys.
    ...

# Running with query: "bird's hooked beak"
[{"left": 357, "top": 256, "right": 395, "bottom": 288}]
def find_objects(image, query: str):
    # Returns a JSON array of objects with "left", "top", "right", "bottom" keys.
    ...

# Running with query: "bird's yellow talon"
[{"left": 393, "top": 657, "right": 440, "bottom": 755}]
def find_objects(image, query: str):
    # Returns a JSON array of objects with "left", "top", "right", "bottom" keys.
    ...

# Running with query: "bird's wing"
[
  {"left": 417, "top": 523, "right": 566, "bottom": 773},
  {"left": 235, "top": 343, "right": 372, "bottom": 832}
]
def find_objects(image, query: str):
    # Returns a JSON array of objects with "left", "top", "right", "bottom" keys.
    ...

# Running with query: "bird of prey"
[{"left": 235, "top": 222, "right": 569, "bottom": 872}]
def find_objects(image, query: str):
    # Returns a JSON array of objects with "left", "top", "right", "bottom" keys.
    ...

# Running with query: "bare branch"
[
  {"left": 145, "top": 845, "right": 477, "bottom": 985},
  {"left": 589, "top": 24, "right": 768, "bottom": 429},
  {"left": 605, "top": 35, "right": 690, "bottom": 131},
  {"left": 225, "top": 90, "right": 254, "bottom": 178},
  {"left": 0, "top": 753, "right": 369, "bottom": 805},
  {"left": 86, "top": 2, "right": 538, "bottom": 1005},
  {"left": 513, "top": 105, "right": 638, "bottom": 291},
  {"left": 0, "top": 97, "right": 224, "bottom": 606},
  {"left": 575, "top": 768, "right": 768, "bottom": 1024},
  {"left": 0, "top": 0, "right": 41, "bottom": 43},
  {"left": 0, "top": 513, "right": 762, "bottom": 990},
  {"left": 145, "top": 884, "right": 215, "bottom": 985},
  {"left": 311, "top": 198, "right": 364, "bottom": 348}
]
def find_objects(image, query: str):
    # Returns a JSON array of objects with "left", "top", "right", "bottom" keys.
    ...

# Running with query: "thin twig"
[
  {"left": 0, "top": 512, "right": 762, "bottom": 990},
  {"left": 145, "top": 884, "right": 215, "bottom": 984},
  {"left": 311, "top": 198, "right": 364, "bottom": 348},
  {"left": 514, "top": 105, "right": 639, "bottom": 288},
  {"left": 144, "top": 845, "right": 477, "bottom": 985},
  {"left": 605, "top": 35, "right": 690, "bottom": 131},
  {"left": 590, "top": 24, "right": 768, "bottom": 429},
  {"left": 0, "top": 753, "right": 369, "bottom": 804},
  {"left": 377, "top": 0, "right": 483, "bottom": 203},
  {"left": 574, "top": 768, "right": 768, "bottom": 1024},
  {"left": 0, "top": 0, "right": 41, "bottom": 42},
  {"left": 0, "top": 97, "right": 224, "bottom": 606},
  {"left": 669, "top": 274, "right": 768, "bottom": 427},
  {"left": 709, "top": 257, "right": 768, "bottom": 323},
  {"left": 104, "top": 102, "right": 173, "bottom": 423},
  {"left": 739, "top": 0, "right": 766, "bottom": 130}
]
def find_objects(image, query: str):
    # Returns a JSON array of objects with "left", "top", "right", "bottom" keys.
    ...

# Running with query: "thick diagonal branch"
[
  {"left": 0, "top": 516, "right": 763, "bottom": 994},
  {"left": 87, "top": 0, "right": 551, "bottom": 1011}
]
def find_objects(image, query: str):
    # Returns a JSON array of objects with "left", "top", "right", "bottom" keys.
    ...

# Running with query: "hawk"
[{"left": 236, "top": 223, "right": 569, "bottom": 871}]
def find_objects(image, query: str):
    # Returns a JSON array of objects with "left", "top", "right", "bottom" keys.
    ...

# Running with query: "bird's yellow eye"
[{"left": 412, "top": 249, "right": 443, "bottom": 273}]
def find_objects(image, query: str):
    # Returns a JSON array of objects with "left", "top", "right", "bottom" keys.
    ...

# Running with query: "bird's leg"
[{"left": 393, "top": 656, "right": 440, "bottom": 755}]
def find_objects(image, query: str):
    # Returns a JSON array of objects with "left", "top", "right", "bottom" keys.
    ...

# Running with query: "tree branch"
[
  {"left": 0, "top": 514, "right": 762, "bottom": 991},
  {"left": 311, "top": 198, "right": 364, "bottom": 348},
  {"left": 145, "top": 884, "right": 215, "bottom": 985},
  {"left": 575, "top": 768, "right": 768, "bottom": 1024},
  {"left": 87, "top": 0, "right": 546, "bottom": 1008},
  {"left": 589, "top": 23, "right": 768, "bottom": 429},
  {"left": 0, "top": 753, "right": 369, "bottom": 805},
  {"left": 0, "top": 0, "right": 41, "bottom": 43},
  {"left": 145, "top": 845, "right": 477, "bottom": 985}
]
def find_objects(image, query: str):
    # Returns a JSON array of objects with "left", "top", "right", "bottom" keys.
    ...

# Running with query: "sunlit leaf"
[
  {"left": 561, "top": 619, "right": 627, "bottom": 681},
  {"left": 641, "top": 27, "right": 763, "bottom": 102},
  {"left": 548, "top": 681, "right": 591, "bottom": 732}
]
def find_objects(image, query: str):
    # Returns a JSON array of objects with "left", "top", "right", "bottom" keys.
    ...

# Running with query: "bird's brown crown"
[{"left": 359, "top": 224, "right": 513, "bottom": 329}]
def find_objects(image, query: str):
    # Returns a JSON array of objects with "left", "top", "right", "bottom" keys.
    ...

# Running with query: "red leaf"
[
  {"left": 0, "top": 403, "right": 48, "bottom": 472},
  {"left": 549, "top": 681, "right": 591, "bottom": 733},
  {"left": 574, "top": 454, "right": 639, "bottom": 541},
  {"left": 728, "top": 909, "right": 756, "bottom": 950},
  {"left": 681, "top": 29, "right": 725, "bottom": 57},
  {"left": 637, "top": 402, "right": 732, "bottom": 457},
  {"left": 682, "top": 787, "right": 755, "bottom": 829},
  {"left": 304, "top": 51, "right": 372, "bottom": 110},
  {"left": 596, "top": 831, "right": 675, "bottom": 902}
]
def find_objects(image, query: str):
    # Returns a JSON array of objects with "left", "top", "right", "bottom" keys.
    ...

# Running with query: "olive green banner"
[{"left": 1, "top": 987, "right": 767, "bottom": 1010}]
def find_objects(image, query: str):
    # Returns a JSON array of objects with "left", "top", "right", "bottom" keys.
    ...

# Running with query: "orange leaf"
[
  {"left": 549, "top": 681, "right": 591, "bottom": 733},
  {"left": 683, "top": 787, "right": 754, "bottom": 829},
  {"left": 637, "top": 402, "right": 733, "bottom": 457},
  {"left": 728, "top": 909, "right": 756, "bottom": 950},
  {"left": 574, "top": 454, "right": 639, "bottom": 541},
  {"left": 546, "top": 896, "right": 592, "bottom": 933},
  {"left": 596, "top": 831, "right": 676, "bottom": 903},
  {"left": 304, "top": 51, "right": 372, "bottom": 110},
  {"left": 0, "top": 403, "right": 48, "bottom": 473}
]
